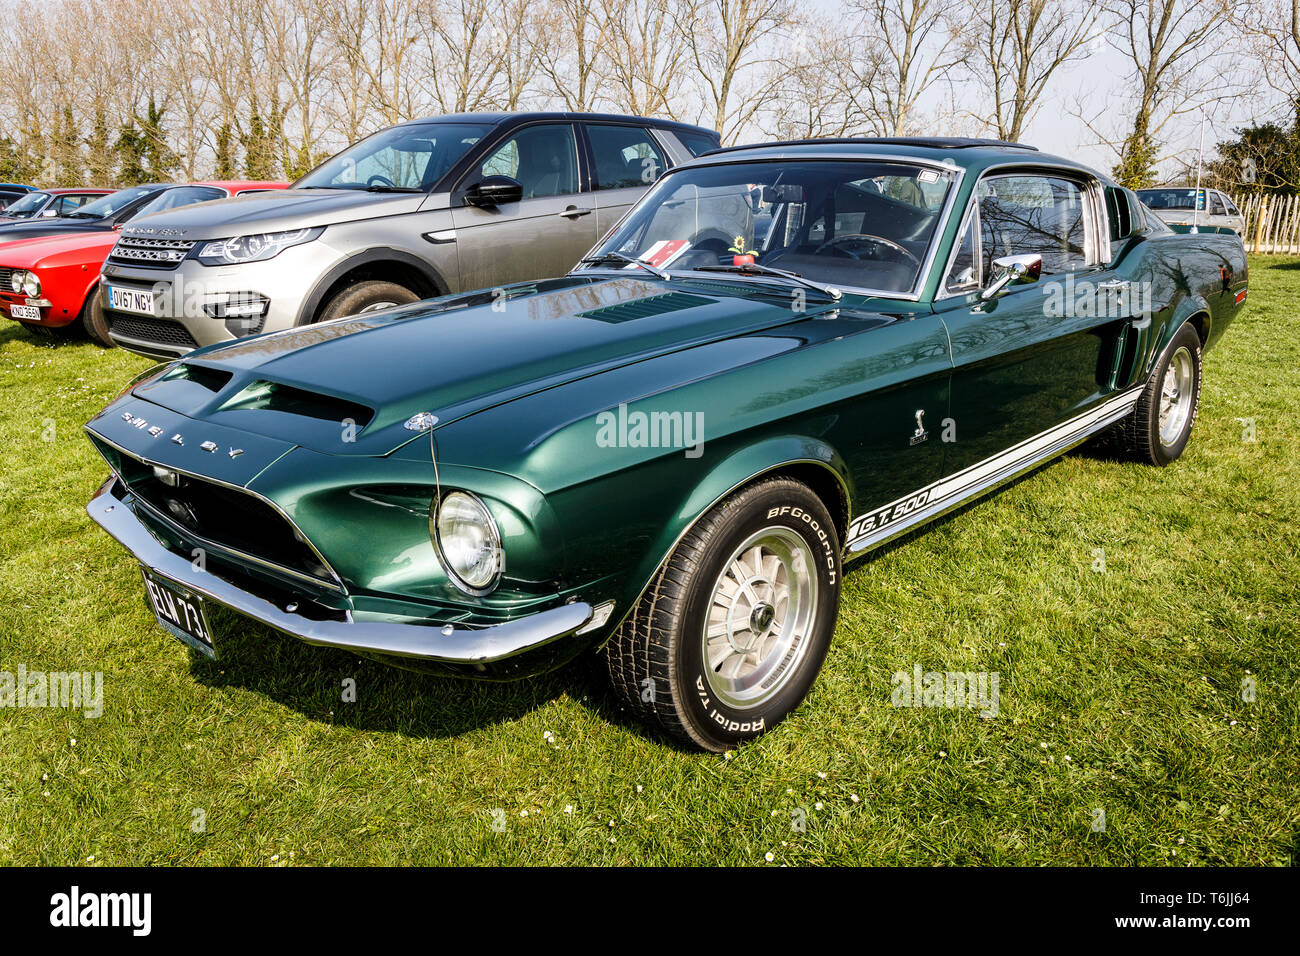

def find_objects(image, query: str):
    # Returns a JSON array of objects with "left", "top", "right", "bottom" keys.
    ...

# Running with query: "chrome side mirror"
[{"left": 981, "top": 253, "right": 1043, "bottom": 300}]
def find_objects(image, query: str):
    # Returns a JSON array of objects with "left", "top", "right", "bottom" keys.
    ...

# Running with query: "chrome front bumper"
[{"left": 86, "top": 477, "right": 594, "bottom": 665}]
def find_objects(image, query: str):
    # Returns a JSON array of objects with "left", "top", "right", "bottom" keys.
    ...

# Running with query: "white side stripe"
[{"left": 846, "top": 387, "right": 1143, "bottom": 552}]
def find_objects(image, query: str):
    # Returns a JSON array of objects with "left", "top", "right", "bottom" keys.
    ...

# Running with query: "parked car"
[
  {"left": 0, "top": 187, "right": 113, "bottom": 223},
  {"left": 84, "top": 137, "right": 1246, "bottom": 751},
  {"left": 0, "top": 184, "right": 170, "bottom": 243},
  {"left": 0, "top": 183, "right": 36, "bottom": 210},
  {"left": 0, "top": 182, "right": 287, "bottom": 342},
  {"left": 98, "top": 112, "right": 720, "bottom": 358},
  {"left": 1137, "top": 186, "right": 1245, "bottom": 234}
]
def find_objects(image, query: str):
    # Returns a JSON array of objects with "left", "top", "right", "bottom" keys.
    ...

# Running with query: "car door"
[
  {"left": 584, "top": 123, "right": 669, "bottom": 242},
  {"left": 935, "top": 171, "right": 1142, "bottom": 476},
  {"left": 450, "top": 122, "right": 596, "bottom": 290}
]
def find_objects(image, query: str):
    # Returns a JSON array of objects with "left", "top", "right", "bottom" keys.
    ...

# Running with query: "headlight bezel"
[
  {"left": 10, "top": 269, "right": 39, "bottom": 296},
  {"left": 431, "top": 490, "right": 504, "bottom": 596},
  {"left": 195, "top": 226, "right": 323, "bottom": 267}
]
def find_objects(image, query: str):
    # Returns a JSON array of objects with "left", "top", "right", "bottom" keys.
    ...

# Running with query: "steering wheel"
[
  {"left": 815, "top": 234, "right": 920, "bottom": 268},
  {"left": 366, "top": 174, "right": 397, "bottom": 188}
]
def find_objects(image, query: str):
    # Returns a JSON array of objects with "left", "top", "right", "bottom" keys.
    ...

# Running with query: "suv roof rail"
[{"left": 705, "top": 136, "right": 1039, "bottom": 155}]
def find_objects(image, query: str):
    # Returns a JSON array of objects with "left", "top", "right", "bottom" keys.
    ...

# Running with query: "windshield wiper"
[
  {"left": 694, "top": 263, "right": 841, "bottom": 300},
  {"left": 363, "top": 184, "right": 423, "bottom": 193},
  {"left": 578, "top": 251, "right": 669, "bottom": 280}
]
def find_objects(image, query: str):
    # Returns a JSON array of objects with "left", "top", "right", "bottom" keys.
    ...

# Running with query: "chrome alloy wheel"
[
  {"left": 702, "top": 527, "right": 818, "bottom": 710},
  {"left": 1158, "top": 346, "right": 1194, "bottom": 447}
]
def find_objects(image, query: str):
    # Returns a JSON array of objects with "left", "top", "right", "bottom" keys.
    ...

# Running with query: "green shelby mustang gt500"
[{"left": 85, "top": 137, "right": 1247, "bottom": 752}]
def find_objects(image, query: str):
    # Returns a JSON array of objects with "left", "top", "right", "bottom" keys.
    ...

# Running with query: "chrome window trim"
[
  {"left": 573, "top": 154, "right": 967, "bottom": 302},
  {"left": 84, "top": 427, "right": 345, "bottom": 591}
]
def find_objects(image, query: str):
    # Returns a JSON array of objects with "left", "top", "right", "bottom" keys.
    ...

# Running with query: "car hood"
[
  {"left": 118, "top": 188, "right": 430, "bottom": 241},
  {"left": 0, "top": 219, "right": 106, "bottom": 242},
  {"left": 0, "top": 230, "right": 115, "bottom": 267},
  {"left": 129, "top": 275, "right": 839, "bottom": 457}
]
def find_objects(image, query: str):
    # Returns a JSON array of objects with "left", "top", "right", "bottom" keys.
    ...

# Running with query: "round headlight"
[
  {"left": 21, "top": 271, "right": 40, "bottom": 297},
  {"left": 433, "top": 491, "right": 503, "bottom": 594},
  {"left": 10, "top": 270, "right": 25, "bottom": 293}
]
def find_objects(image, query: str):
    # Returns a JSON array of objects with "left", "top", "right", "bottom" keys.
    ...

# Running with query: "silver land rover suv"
[{"left": 99, "top": 112, "right": 720, "bottom": 358}]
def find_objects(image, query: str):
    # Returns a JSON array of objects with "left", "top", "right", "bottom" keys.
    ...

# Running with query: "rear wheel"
[
  {"left": 603, "top": 477, "right": 842, "bottom": 752},
  {"left": 80, "top": 284, "right": 115, "bottom": 347},
  {"left": 316, "top": 280, "right": 419, "bottom": 323},
  {"left": 1108, "top": 321, "right": 1202, "bottom": 465}
]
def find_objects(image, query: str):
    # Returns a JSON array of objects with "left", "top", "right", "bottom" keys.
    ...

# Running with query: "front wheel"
[
  {"left": 80, "top": 284, "right": 114, "bottom": 347},
  {"left": 603, "top": 477, "right": 842, "bottom": 752},
  {"left": 315, "top": 280, "right": 419, "bottom": 323}
]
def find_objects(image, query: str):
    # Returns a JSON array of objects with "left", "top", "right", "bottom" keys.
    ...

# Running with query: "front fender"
[{"left": 606, "top": 435, "right": 852, "bottom": 639}]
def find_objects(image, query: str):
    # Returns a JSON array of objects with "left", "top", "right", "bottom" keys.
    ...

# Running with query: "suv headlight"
[
  {"left": 10, "top": 270, "right": 39, "bottom": 296},
  {"left": 195, "top": 227, "right": 322, "bottom": 266},
  {"left": 432, "top": 491, "right": 503, "bottom": 595}
]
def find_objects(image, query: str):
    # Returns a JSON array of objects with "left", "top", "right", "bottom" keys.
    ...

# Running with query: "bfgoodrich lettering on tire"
[{"left": 603, "top": 477, "right": 841, "bottom": 752}]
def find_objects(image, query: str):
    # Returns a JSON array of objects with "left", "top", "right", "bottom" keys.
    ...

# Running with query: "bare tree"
[
  {"left": 961, "top": 0, "right": 1100, "bottom": 140},
  {"left": 531, "top": 0, "right": 612, "bottom": 111},
  {"left": 1094, "top": 0, "right": 1238, "bottom": 187},
  {"left": 688, "top": 0, "right": 794, "bottom": 143},
  {"left": 846, "top": 0, "right": 966, "bottom": 136},
  {"left": 604, "top": 0, "right": 698, "bottom": 118}
]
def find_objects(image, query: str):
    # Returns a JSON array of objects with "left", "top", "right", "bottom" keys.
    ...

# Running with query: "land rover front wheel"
[
  {"left": 603, "top": 477, "right": 842, "bottom": 752},
  {"left": 317, "top": 280, "right": 419, "bottom": 322}
]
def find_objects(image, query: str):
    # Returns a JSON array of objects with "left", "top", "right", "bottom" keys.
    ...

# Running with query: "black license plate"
[{"left": 140, "top": 566, "right": 216, "bottom": 658}]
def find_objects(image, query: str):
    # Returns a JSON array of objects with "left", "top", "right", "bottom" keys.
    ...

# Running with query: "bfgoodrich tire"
[
  {"left": 315, "top": 280, "right": 419, "bottom": 323},
  {"left": 604, "top": 477, "right": 842, "bottom": 752},
  {"left": 1109, "top": 321, "right": 1202, "bottom": 466}
]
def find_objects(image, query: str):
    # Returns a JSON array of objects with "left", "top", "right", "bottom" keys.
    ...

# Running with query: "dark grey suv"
[{"left": 99, "top": 112, "right": 720, "bottom": 358}]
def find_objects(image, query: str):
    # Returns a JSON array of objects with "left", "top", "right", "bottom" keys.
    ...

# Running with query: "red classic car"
[{"left": 0, "top": 181, "right": 286, "bottom": 344}]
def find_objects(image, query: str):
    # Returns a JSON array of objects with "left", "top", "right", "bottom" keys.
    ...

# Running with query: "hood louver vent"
[{"left": 577, "top": 292, "right": 715, "bottom": 324}]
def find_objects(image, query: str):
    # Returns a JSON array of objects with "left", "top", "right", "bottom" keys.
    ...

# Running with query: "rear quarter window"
[{"left": 674, "top": 129, "right": 722, "bottom": 157}]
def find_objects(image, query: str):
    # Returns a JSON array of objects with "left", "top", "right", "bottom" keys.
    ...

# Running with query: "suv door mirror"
[
  {"left": 981, "top": 253, "right": 1042, "bottom": 300},
  {"left": 465, "top": 176, "right": 523, "bottom": 208}
]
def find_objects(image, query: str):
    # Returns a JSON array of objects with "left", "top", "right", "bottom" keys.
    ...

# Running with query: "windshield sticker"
[{"left": 633, "top": 239, "right": 691, "bottom": 269}]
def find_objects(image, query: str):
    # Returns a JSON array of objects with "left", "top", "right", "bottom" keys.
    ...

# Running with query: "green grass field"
[{"left": 1, "top": 259, "right": 1296, "bottom": 866}]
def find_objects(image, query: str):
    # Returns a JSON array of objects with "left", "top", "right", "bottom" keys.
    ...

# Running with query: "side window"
[
  {"left": 1222, "top": 194, "right": 1240, "bottom": 216},
  {"left": 476, "top": 123, "right": 578, "bottom": 199},
  {"left": 976, "top": 174, "right": 1088, "bottom": 276},
  {"left": 675, "top": 129, "right": 721, "bottom": 157},
  {"left": 944, "top": 207, "right": 980, "bottom": 293},
  {"left": 1209, "top": 193, "right": 1226, "bottom": 216},
  {"left": 587, "top": 124, "right": 665, "bottom": 191}
]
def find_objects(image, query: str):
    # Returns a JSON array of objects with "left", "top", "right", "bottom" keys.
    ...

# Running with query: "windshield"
[
  {"left": 132, "top": 185, "right": 225, "bottom": 217},
  {"left": 71, "top": 185, "right": 159, "bottom": 219},
  {"left": 296, "top": 122, "right": 492, "bottom": 191},
  {"left": 2, "top": 191, "right": 50, "bottom": 218},
  {"left": 581, "top": 160, "right": 957, "bottom": 294},
  {"left": 1136, "top": 188, "right": 1205, "bottom": 211}
]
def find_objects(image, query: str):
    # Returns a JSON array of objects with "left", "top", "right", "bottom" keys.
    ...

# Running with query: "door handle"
[
  {"left": 1097, "top": 280, "right": 1130, "bottom": 294},
  {"left": 559, "top": 206, "right": 593, "bottom": 219}
]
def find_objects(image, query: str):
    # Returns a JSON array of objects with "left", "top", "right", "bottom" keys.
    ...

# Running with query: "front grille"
[
  {"left": 106, "top": 447, "right": 338, "bottom": 587},
  {"left": 108, "top": 315, "right": 198, "bottom": 349},
  {"left": 108, "top": 236, "right": 197, "bottom": 267},
  {"left": 0, "top": 267, "right": 12, "bottom": 291}
]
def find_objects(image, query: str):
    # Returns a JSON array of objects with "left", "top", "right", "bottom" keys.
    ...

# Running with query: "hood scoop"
[{"left": 219, "top": 380, "right": 374, "bottom": 428}]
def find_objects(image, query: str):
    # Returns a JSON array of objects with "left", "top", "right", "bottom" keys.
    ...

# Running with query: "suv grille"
[
  {"left": 108, "top": 315, "right": 198, "bottom": 349},
  {"left": 109, "top": 236, "right": 198, "bottom": 267}
]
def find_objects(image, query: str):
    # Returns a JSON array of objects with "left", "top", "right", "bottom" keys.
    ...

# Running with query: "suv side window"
[
  {"left": 476, "top": 124, "right": 578, "bottom": 199},
  {"left": 977, "top": 174, "right": 1088, "bottom": 276},
  {"left": 675, "top": 129, "right": 721, "bottom": 157},
  {"left": 587, "top": 124, "right": 665, "bottom": 190}
]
